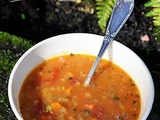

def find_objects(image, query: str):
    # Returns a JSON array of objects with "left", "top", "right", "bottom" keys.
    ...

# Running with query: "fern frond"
[
  {"left": 96, "top": 0, "right": 116, "bottom": 32},
  {"left": 155, "top": 26, "right": 160, "bottom": 39},
  {"left": 144, "top": 0, "right": 160, "bottom": 40},
  {"left": 144, "top": 0, "right": 160, "bottom": 8}
]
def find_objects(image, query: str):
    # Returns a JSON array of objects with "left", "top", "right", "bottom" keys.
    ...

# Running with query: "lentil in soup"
[{"left": 19, "top": 54, "right": 141, "bottom": 120}]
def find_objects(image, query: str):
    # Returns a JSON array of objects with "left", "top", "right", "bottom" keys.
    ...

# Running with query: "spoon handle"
[{"left": 84, "top": 0, "right": 134, "bottom": 85}]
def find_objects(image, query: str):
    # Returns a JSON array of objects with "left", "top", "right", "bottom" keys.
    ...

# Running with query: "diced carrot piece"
[
  {"left": 51, "top": 102, "right": 61, "bottom": 111},
  {"left": 65, "top": 87, "right": 72, "bottom": 95},
  {"left": 68, "top": 116, "right": 76, "bottom": 120},
  {"left": 84, "top": 104, "right": 95, "bottom": 110},
  {"left": 120, "top": 105, "right": 125, "bottom": 110},
  {"left": 67, "top": 72, "right": 74, "bottom": 78},
  {"left": 65, "top": 72, "right": 74, "bottom": 80}
]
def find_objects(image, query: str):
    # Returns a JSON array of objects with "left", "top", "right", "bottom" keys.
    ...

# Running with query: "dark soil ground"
[{"left": 0, "top": 0, "right": 160, "bottom": 119}]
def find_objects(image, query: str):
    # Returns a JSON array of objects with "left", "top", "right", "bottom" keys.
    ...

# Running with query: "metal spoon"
[{"left": 84, "top": 0, "right": 134, "bottom": 85}]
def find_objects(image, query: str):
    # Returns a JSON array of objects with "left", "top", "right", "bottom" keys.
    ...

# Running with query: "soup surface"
[{"left": 19, "top": 54, "right": 141, "bottom": 120}]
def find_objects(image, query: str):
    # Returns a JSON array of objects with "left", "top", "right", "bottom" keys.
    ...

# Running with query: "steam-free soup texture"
[{"left": 19, "top": 54, "right": 141, "bottom": 120}]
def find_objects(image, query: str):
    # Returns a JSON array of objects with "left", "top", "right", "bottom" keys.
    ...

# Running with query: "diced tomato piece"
[
  {"left": 92, "top": 106, "right": 104, "bottom": 118},
  {"left": 69, "top": 79, "right": 80, "bottom": 85},
  {"left": 40, "top": 113, "right": 56, "bottom": 120},
  {"left": 34, "top": 98, "right": 43, "bottom": 114},
  {"left": 52, "top": 67, "right": 60, "bottom": 81},
  {"left": 43, "top": 67, "right": 60, "bottom": 86},
  {"left": 40, "top": 116, "right": 48, "bottom": 120},
  {"left": 84, "top": 104, "right": 104, "bottom": 119},
  {"left": 43, "top": 78, "right": 52, "bottom": 85}
]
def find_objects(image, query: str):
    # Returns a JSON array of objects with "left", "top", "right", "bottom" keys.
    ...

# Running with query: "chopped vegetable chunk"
[{"left": 51, "top": 102, "right": 61, "bottom": 111}]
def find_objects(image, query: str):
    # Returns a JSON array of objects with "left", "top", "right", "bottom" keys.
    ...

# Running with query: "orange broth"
[{"left": 19, "top": 54, "right": 141, "bottom": 120}]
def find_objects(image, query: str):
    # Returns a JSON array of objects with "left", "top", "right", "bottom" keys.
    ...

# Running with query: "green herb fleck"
[
  {"left": 20, "top": 13, "right": 26, "bottom": 20},
  {"left": 70, "top": 53, "right": 75, "bottom": 56},
  {"left": 133, "top": 100, "right": 137, "bottom": 104},
  {"left": 132, "top": 114, "right": 137, "bottom": 117},
  {"left": 46, "top": 105, "right": 52, "bottom": 112},
  {"left": 113, "top": 95, "right": 120, "bottom": 100},
  {"left": 84, "top": 110, "right": 90, "bottom": 114},
  {"left": 73, "top": 108, "right": 77, "bottom": 111},
  {"left": 61, "top": 66, "right": 63, "bottom": 70},
  {"left": 110, "top": 66, "right": 114, "bottom": 70},
  {"left": 68, "top": 77, "right": 73, "bottom": 80},
  {"left": 93, "top": 72, "right": 96, "bottom": 76}
]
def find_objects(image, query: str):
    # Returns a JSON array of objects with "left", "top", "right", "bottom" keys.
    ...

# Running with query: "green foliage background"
[
  {"left": 87, "top": 0, "right": 160, "bottom": 41},
  {"left": 144, "top": 0, "right": 160, "bottom": 41},
  {"left": 0, "top": 32, "right": 32, "bottom": 119}
]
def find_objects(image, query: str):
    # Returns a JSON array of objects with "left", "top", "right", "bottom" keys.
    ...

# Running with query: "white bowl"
[{"left": 8, "top": 33, "right": 154, "bottom": 120}]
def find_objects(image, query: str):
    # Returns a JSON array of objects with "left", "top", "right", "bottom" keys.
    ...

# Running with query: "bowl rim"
[{"left": 8, "top": 33, "right": 155, "bottom": 120}]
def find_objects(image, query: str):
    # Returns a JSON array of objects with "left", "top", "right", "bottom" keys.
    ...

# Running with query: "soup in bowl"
[{"left": 8, "top": 33, "right": 154, "bottom": 120}]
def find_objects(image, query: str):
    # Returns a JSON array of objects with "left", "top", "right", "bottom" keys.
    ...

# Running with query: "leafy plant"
[
  {"left": 96, "top": 0, "right": 116, "bottom": 32},
  {"left": 144, "top": 0, "right": 160, "bottom": 41}
]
